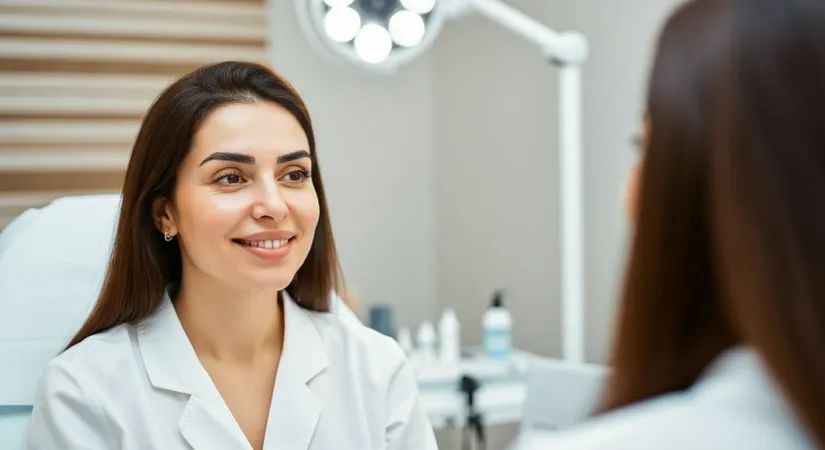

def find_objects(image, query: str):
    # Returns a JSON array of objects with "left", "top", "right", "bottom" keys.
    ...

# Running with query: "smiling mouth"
[{"left": 232, "top": 238, "right": 294, "bottom": 249}]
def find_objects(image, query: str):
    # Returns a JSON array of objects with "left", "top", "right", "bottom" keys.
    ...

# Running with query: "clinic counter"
[{"left": 412, "top": 350, "right": 534, "bottom": 429}]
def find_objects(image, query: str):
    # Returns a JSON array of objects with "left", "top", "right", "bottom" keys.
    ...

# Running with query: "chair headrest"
[{"left": 0, "top": 194, "right": 121, "bottom": 405}]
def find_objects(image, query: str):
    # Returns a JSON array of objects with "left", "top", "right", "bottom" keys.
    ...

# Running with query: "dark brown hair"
[
  {"left": 600, "top": 0, "right": 825, "bottom": 445},
  {"left": 67, "top": 61, "right": 342, "bottom": 349}
]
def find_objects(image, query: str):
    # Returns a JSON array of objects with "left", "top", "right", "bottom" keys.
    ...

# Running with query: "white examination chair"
[
  {"left": 0, "top": 194, "right": 120, "bottom": 449},
  {"left": 507, "top": 357, "right": 611, "bottom": 449},
  {"left": 0, "top": 194, "right": 360, "bottom": 449}
]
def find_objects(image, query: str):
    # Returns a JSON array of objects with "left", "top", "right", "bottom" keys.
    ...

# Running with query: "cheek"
[
  {"left": 176, "top": 189, "right": 249, "bottom": 237},
  {"left": 289, "top": 189, "right": 321, "bottom": 234}
]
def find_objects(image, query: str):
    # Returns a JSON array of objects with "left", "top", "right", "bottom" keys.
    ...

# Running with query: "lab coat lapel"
[
  {"left": 179, "top": 395, "right": 253, "bottom": 450},
  {"left": 263, "top": 292, "right": 328, "bottom": 450},
  {"left": 137, "top": 294, "right": 251, "bottom": 450}
]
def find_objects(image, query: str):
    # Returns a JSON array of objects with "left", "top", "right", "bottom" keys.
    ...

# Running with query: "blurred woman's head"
[
  {"left": 68, "top": 61, "right": 342, "bottom": 349},
  {"left": 606, "top": 0, "right": 825, "bottom": 444}
]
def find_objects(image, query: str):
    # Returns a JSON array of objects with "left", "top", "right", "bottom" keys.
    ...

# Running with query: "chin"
[{"left": 240, "top": 271, "right": 296, "bottom": 293}]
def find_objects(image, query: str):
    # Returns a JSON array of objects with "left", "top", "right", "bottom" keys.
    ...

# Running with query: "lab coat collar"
[
  {"left": 136, "top": 293, "right": 210, "bottom": 395},
  {"left": 262, "top": 291, "right": 326, "bottom": 448},
  {"left": 695, "top": 346, "right": 766, "bottom": 389},
  {"left": 692, "top": 346, "right": 798, "bottom": 421},
  {"left": 136, "top": 290, "right": 328, "bottom": 449}
]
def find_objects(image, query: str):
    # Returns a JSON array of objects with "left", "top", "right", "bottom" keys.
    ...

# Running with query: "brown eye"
[
  {"left": 282, "top": 170, "right": 311, "bottom": 183},
  {"left": 216, "top": 172, "right": 244, "bottom": 185}
]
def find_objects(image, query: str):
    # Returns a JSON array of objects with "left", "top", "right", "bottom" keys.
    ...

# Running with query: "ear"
[
  {"left": 624, "top": 162, "right": 642, "bottom": 225},
  {"left": 153, "top": 197, "right": 178, "bottom": 238}
]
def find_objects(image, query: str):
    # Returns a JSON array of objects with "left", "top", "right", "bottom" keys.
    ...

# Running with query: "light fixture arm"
[
  {"left": 463, "top": 0, "right": 589, "bottom": 363},
  {"left": 463, "top": 0, "right": 588, "bottom": 65}
]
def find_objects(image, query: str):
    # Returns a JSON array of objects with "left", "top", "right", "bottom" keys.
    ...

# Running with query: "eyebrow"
[{"left": 199, "top": 150, "right": 310, "bottom": 167}]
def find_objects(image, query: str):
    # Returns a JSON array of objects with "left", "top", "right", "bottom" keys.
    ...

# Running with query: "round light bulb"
[
  {"left": 354, "top": 24, "right": 393, "bottom": 64},
  {"left": 324, "top": 7, "right": 361, "bottom": 43},
  {"left": 400, "top": 0, "right": 436, "bottom": 14},
  {"left": 388, "top": 10, "right": 425, "bottom": 47},
  {"left": 323, "top": 0, "right": 354, "bottom": 7}
]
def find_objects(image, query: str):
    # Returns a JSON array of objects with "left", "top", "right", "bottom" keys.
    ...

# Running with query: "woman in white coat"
[
  {"left": 26, "top": 61, "right": 438, "bottom": 450},
  {"left": 528, "top": 0, "right": 825, "bottom": 448}
]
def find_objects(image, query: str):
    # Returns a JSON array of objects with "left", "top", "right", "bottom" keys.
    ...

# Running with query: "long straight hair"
[
  {"left": 67, "top": 61, "right": 342, "bottom": 349},
  {"left": 599, "top": 0, "right": 825, "bottom": 445}
]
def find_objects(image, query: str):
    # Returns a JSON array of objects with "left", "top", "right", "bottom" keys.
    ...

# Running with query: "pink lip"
[
  {"left": 233, "top": 230, "right": 296, "bottom": 262},
  {"left": 235, "top": 238, "right": 294, "bottom": 261}
]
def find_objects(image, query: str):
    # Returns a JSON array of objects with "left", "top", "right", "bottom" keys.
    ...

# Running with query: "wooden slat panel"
[
  {"left": 0, "top": 120, "right": 140, "bottom": 144},
  {"left": 0, "top": 0, "right": 266, "bottom": 24},
  {"left": 0, "top": 58, "right": 203, "bottom": 75},
  {"left": 0, "top": 171, "right": 125, "bottom": 192},
  {"left": 0, "top": 73, "right": 172, "bottom": 103},
  {"left": 0, "top": 38, "right": 267, "bottom": 64},
  {"left": 0, "top": 14, "right": 267, "bottom": 41},
  {"left": 0, "top": 0, "right": 268, "bottom": 229},
  {"left": 0, "top": 73, "right": 173, "bottom": 92},
  {"left": 0, "top": 149, "right": 131, "bottom": 172},
  {"left": 0, "top": 98, "right": 152, "bottom": 115}
]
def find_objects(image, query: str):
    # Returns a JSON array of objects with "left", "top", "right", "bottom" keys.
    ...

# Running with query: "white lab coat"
[
  {"left": 516, "top": 347, "right": 816, "bottom": 450},
  {"left": 25, "top": 292, "right": 438, "bottom": 450}
]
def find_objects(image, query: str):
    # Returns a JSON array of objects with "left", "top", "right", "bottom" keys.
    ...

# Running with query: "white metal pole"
[
  {"left": 559, "top": 65, "right": 584, "bottom": 363},
  {"left": 467, "top": 0, "right": 588, "bottom": 363}
]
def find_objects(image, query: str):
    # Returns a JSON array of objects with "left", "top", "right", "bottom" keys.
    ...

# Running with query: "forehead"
[{"left": 189, "top": 101, "right": 309, "bottom": 160}]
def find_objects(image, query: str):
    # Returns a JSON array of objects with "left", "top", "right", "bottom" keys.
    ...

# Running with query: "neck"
[{"left": 173, "top": 273, "right": 284, "bottom": 364}]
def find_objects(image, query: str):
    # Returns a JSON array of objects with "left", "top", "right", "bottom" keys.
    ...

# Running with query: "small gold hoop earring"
[{"left": 163, "top": 229, "right": 173, "bottom": 242}]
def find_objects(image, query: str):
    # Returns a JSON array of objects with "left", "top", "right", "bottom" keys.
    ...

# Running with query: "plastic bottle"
[
  {"left": 396, "top": 327, "right": 413, "bottom": 355},
  {"left": 483, "top": 290, "right": 512, "bottom": 359},
  {"left": 416, "top": 320, "right": 437, "bottom": 365},
  {"left": 438, "top": 308, "right": 461, "bottom": 364}
]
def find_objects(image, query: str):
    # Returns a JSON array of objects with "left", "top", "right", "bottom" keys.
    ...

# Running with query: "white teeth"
[{"left": 242, "top": 239, "right": 289, "bottom": 249}]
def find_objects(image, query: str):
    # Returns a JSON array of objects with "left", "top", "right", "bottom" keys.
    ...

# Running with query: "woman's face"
[{"left": 157, "top": 101, "right": 319, "bottom": 293}]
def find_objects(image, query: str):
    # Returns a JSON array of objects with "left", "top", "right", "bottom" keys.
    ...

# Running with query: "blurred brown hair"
[
  {"left": 600, "top": 0, "right": 825, "bottom": 445},
  {"left": 67, "top": 61, "right": 342, "bottom": 349}
]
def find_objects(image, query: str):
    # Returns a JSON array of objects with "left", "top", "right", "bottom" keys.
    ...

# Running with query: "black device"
[{"left": 459, "top": 375, "right": 486, "bottom": 450}]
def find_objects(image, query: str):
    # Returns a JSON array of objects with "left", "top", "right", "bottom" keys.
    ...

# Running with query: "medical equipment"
[
  {"left": 414, "top": 348, "right": 533, "bottom": 430},
  {"left": 295, "top": 0, "right": 589, "bottom": 363},
  {"left": 416, "top": 320, "right": 438, "bottom": 365},
  {"left": 397, "top": 326, "right": 414, "bottom": 354},
  {"left": 438, "top": 308, "right": 460, "bottom": 364},
  {"left": 483, "top": 290, "right": 512, "bottom": 359}
]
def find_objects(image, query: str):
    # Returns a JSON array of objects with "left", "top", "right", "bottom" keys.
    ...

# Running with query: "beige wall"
[
  {"left": 266, "top": 0, "right": 439, "bottom": 329},
  {"left": 434, "top": 0, "right": 682, "bottom": 364},
  {"left": 432, "top": 1, "right": 681, "bottom": 447}
]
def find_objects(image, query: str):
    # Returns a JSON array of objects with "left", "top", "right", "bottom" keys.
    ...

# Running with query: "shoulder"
[
  {"left": 303, "top": 308, "right": 413, "bottom": 395},
  {"left": 524, "top": 394, "right": 694, "bottom": 448},
  {"left": 307, "top": 309, "right": 407, "bottom": 371},
  {"left": 527, "top": 390, "right": 814, "bottom": 450},
  {"left": 40, "top": 324, "right": 137, "bottom": 392}
]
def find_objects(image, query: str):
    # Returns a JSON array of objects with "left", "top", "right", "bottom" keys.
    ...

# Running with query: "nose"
[{"left": 251, "top": 180, "right": 288, "bottom": 221}]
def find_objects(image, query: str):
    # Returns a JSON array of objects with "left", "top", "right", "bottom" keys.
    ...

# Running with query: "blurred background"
[{"left": 0, "top": 0, "right": 679, "bottom": 447}]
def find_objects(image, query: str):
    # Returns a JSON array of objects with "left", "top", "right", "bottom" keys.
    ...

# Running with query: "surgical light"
[{"left": 296, "top": 0, "right": 590, "bottom": 364}]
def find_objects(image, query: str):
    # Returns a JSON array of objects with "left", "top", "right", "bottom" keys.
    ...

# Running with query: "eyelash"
[
  {"left": 213, "top": 169, "right": 312, "bottom": 185},
  {"left": 215, "top": 170, "right": 245, "bottom": 185},
  {"left": 284, "top": 169, "right": 312, "bottom": 183}
]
